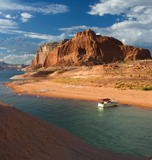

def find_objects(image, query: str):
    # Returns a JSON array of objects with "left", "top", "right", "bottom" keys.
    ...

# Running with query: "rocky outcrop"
[
  {"left": 120, "top": 45, "right": 151, "bottom": 61},
  {"left": 0, "top": 101, "right": 151, "bottom": 160},
  {"left": 0, "top": 61, "right": 28, "bottom": 70},
  {"left": 31, "top": 39, "right": 69, "bottom": 66},
  {"left": 31, "top": 29, "right": 151, "bottom": 67}
]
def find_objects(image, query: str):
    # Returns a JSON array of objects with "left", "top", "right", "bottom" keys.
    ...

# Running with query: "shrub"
[
  {"left": 141, "top": 86, "right": 152, "bottom": 91},
  {"left": 130, "top": 74, "right": 132, "bottom": 77},
  {"left": 33, "top": 79, "right": 39, "bottom": 82},
  {"left": 141, "top": 87, "right": 148, "bottom": 91},
  {"left": 148, "top": 86, "right": 152, "bottom": 90}
]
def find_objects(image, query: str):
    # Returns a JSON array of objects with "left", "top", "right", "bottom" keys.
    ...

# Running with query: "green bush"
[
  {"left": 33, "top": 79, "right": 39, "bottom": 82},
  {"left": 141, "top": 87, "right": 148, "bottom": 91},
  {"left": 141, "top": 86, "right": 152, "bottom": 91},
  {"left": 149, "top": 86, "right": 152, "bottom": 90}
]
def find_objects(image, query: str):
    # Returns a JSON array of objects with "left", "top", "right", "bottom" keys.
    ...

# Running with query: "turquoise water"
[{"left": 0, "top": 70, "right": 152, "bottom": 156}]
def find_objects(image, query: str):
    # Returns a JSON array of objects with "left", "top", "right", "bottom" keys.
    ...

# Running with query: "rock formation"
[
  {"left": 0, "top": 101, "right": 151, "bottom": 160},
  {"left": 31, "top": 39, "right": 69, "bottom": 67},
  {"left": 30, "top": 29, "right": 151, "bottom": 68}
]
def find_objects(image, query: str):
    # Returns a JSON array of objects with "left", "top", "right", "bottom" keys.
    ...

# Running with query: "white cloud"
[
  {"left": 88, "top": 0, "right": 152, "bottom": 17},
  {"left": 12, "top": 30, "right": 70, "bottom": 42},
  {"left": 0, "top": 36, "right": 39, "bottom": 54},
  {"left": 2, "top": 54, "right": 35, "bottom": 65},
  {"left": 21, "top": 12, "right": 33, "bottom": 22},
  {"left": 86, "top": 0, "right": 152, "bottom": 53},
  {"left": 87, "top": 0, "right": 152, "bottom": 24},
  {"left": 0, "top": 19, "right": 17, "bottom": 29},
  {"left": 0, "top": 47, "right": 6, "bottom": 49},
  {"left": 3, "top": 14, "right": 17, "bottom": 19},
  {"left": 0, "top": 1, "right": 69, "bottom": 14},
  {"left": 5, "top": 14, "right": 11, "bottom": 19}
]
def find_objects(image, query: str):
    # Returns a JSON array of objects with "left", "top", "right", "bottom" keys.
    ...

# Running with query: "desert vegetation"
[
  {"left": 20, "top": 60, "right": 152, "bottom": 91},
  {"left": 49, "top": 60, "right": 152, "bottom": 90}
]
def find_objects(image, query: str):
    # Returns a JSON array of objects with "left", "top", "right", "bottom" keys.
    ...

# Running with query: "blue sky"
[{"left": 0, "top": 0, "right": 151, "bottom": 64}]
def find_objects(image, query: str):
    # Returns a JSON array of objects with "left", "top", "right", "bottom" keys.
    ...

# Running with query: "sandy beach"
[{"left": 5, "top": 80, "right": 152, "bottom": 109}]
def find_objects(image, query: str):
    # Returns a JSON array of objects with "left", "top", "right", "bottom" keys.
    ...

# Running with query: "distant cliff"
[
  {"left": 30, "top": 29, "right": 151, "bottom": 68},
  {"left": 0, "top": 61, "right": 28, "bottom": 70}
]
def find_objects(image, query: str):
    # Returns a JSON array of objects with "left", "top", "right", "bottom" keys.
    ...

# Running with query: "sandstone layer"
[
  {"left": 0, "top": 101, "right": 151, "bottom": 160},
  {"left": 30, "top": 29, "right": 151, "bottom": 68},
  {"left": 31, "top": 39, "right": 69, "bottom": 67}
]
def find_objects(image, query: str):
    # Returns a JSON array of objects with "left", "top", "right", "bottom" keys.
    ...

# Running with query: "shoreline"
[{"left": 5, "top": 80, "right": 152, "bottom": 109}]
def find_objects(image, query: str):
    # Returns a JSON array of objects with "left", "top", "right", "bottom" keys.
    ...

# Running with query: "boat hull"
[{"left": 98, "top": 101, "right": 118, "bottom": 108}]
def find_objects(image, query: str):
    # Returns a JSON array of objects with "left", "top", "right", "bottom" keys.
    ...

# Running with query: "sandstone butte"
[
  {"left": 31, "top": 29, "right": 151, "bottom": 68},
  {"left": 0, "top": 101, "right": 152, "bottom": 160}
]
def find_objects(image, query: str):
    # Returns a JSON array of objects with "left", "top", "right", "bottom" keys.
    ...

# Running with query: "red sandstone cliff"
[
  {"left": 0, "top": 101, "right": 151, "bottom": 160},
  {"left": 31, "top": 29, "right": 151, "bottom": 68},
  {"left": 31, "top": 39, "right": 69, "bottom": 67}
]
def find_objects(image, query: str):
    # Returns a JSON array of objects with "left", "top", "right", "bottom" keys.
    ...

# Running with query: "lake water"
[{"left": 0, "top": 70, "right": 152, "bottom": 156}]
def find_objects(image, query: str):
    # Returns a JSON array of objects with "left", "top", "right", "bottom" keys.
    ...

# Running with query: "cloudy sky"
[{"left": 0, "top": 0, "right": 151, "bottom": 64}]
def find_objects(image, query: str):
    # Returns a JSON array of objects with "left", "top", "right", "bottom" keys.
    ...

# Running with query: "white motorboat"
[{"left": 98, "top": 98, "right": 118, "bottom": 108}]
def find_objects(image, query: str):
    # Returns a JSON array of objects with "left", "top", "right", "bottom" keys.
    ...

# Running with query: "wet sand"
[{"left": 5, "top": 80, "right": 152, "bottom": 109}]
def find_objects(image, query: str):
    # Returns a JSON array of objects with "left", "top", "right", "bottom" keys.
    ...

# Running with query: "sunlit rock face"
[
  {"left": 31, "top": 29, "right": 151, "bottom": 67},
  {"left": 31, "top": 39, "right": 69, "bottom": 66}
]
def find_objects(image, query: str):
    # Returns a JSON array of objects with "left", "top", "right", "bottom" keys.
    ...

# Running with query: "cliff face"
[
  {"left": 0, "top": 101, "right": 150, "bottom": 160},
  {"left": 31, "top": 29, "right": 151, "bottom": 67},
  {"left": 31, "top": 39, "right": 69, "bottom": 67}
]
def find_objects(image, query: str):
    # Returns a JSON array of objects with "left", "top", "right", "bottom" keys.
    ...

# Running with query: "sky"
[{"left": 0, "top": 0, "right": 151, "bottom": 65}]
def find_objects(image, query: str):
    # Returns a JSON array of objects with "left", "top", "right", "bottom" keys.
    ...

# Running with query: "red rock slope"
[
  {"left": 31, "top": 29, "right": 151, "bottom": 68},
  {"left": 0, "top": 101, "right": 151, "bottom": 160}
]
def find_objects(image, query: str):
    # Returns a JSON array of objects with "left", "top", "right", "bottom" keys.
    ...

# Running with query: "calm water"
[{"left": 0, "top": 70, "right": 152, "bottom": 156}]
